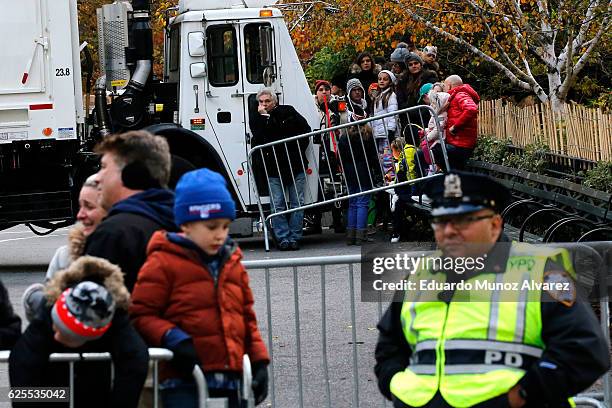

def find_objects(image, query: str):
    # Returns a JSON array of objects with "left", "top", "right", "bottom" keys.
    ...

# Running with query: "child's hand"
[{"left": 169, "top": 338, "right": 200, "bottom": 375}]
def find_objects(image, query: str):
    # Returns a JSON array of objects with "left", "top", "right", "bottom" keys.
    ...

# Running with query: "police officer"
[{"left": 374, "top": 171, "right": 610, "bottom": 408}]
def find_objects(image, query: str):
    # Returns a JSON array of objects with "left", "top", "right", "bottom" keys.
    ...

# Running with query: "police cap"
[{"left": 423, "top": 171, "right": 511, "bottom": 217}]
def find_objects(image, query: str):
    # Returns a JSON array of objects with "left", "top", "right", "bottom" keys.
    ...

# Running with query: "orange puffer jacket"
[{"left": 130, "top": 231, "right": 269, "bottom": 378}]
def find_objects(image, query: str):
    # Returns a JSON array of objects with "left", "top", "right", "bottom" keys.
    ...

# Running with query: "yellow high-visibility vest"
[{"left": 390, "top": 243, "right": 574, "bottom": 407}]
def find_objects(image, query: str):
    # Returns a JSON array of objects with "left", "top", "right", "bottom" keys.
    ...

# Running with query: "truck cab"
[{"left": 161, "top": 0, "right": 319, "bottom": 216}]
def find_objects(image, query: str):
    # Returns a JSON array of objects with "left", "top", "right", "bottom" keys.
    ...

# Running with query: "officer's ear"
[
  {"left": 490, "top": 213, "right": 504, "bottom": 241},
  {"left": 121, "top": 161, "right": 161, "bottom": 190}
]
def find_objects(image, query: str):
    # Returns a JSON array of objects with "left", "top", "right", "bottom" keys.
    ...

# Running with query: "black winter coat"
[
  {"left": 9, "top": 309, "right": 148, "bottom": 408},
  {"left": 396, "top": 69, "right": 439, "bottom": 136},
  {"left": 84, "top": 189, "right": 177, "bottom": 292},
  {"left": 0, "top": 280, "right": 21, "bottom": 350},
  {"left": 250, "top": 104, "right": 311, "bottom": 180},
  {"left": 338, "top": 133, "right": 380, "bottom": 192}
]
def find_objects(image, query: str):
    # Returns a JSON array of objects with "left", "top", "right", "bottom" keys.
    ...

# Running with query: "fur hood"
[
  {"left": 349, "top": 63, "right": 382, "bottom": 76},
  {"left": 45, "top": 256, "right": 130, "bottom": 310},
  {"left": 68, "top": 223, "right": 87, "bottom": 261}
]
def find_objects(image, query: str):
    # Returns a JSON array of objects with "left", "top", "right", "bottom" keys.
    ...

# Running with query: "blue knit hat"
[{"left": 174, "top": 169, "right": 236, "bottom": 225}]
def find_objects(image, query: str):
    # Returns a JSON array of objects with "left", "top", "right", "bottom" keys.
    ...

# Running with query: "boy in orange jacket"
[{"left": 130, "top": 169, "right": 269, "bottom": 408}]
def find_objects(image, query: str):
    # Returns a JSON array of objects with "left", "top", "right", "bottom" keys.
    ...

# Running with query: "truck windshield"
[{"left": 207, "top": 25, "right": 238, "bottom": 86}]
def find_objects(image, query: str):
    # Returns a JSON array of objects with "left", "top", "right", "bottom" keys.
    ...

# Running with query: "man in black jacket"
[
  {"left": 84, "top": 130, "right": 177, "bottom": 292},
  {"left": 9, "top": 256, "right": 148, "bottom": 408},
  {"left": 250, "top": 88, "right": 311, "bottom": 251},
  {"left": 375, "top": 171, "right": 610, "bottom": 408}
]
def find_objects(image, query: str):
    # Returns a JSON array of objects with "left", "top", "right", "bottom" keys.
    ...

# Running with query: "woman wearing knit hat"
[
  {"left": 421, "top": 45, "right": 441, "bottom": 75},
  {"left": 345, "top": 78, "right": 368, "bottom": 122},
  {"left": 9, "top": 256, "right": 149, "bottom": 408},
  {"left": 396, "top": 52, "right": 438, "bottom": 144},
  {"left": 389, "top": 43, "right": 410, "bottom": 77},
  {"left": 130, "top": 168, "right": 270, "bottom": 408}
]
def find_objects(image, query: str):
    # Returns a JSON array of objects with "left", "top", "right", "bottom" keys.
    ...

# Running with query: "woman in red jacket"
[{"left": 130, "top": 168, "right": 269, "bottom": 408}]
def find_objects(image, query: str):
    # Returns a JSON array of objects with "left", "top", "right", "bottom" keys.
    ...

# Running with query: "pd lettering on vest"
[
  {"left": 484, "top": 350, "right": 523, "bottom": 368},
  {"left": 188, "top": 203, "right": 222, "bottom": 219},
  {"left": 508, "top": 257, "right": 535, "bottom": 272}
]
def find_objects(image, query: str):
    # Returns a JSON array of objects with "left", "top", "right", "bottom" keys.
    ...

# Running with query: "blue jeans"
[
  {"left": 347, "top": 187, "right": 370, "bottom": 230},
  {"left": 269, "top": 172, "right": 306, "bottom": 244}
]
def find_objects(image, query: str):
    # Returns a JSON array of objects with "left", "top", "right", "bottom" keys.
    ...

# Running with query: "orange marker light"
[
  {"left": 260, "top": 9, "right": 273, "bottom": 17},
  {"left": 42, "top": 127, "right": 53, "bottom": 136}
]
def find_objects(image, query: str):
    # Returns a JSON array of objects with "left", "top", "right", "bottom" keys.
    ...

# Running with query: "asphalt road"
[
  {"left": 0, "top": 225, "right": 606, "bottom": 407},
  {"left": 0, "top": 224, "right": 390, "bottom": 407}
]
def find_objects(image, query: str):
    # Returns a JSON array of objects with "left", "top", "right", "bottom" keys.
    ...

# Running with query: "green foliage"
[
  {"left": 304, "top": 46, "right": 355, "bottom": 90},
  {"left": 582, "top": 161, "right": 612, "bottom": 193},
  {"left": 472, "top": 134, "right": 510, "bottom": 163},
  {"left": 502, "top": 141, "right": 550, "bottom": 174}
]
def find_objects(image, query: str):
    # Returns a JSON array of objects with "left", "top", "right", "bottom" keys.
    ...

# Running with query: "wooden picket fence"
[{"left": 478, "top": 99, "right": 612, "bottom": 162}]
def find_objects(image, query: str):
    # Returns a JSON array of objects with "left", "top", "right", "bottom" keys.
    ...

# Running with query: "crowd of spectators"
[{"left": 308, "top": 42, "right": 481, "bottom": 244}]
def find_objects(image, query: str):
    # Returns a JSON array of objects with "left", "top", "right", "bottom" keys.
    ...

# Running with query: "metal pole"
[
  {"left": 293, "top": 265, "right": 304, "bottom": 408},
  {"left": 264, "top": 267, "right": 276, "bottom": 407},
  {"left": 348, "top": 264, "right": 360, "bottom": 407},
  {"left": 153, "top": 360, "right": 160, "bottom": 408},
  {"left": 320, "top": 264, "right": 332, "bottom": 408}
]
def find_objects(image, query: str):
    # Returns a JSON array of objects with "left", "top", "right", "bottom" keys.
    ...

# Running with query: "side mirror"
[
  {"left": 188, "top": 32, "right": 205, "bottom": 57},
  {"left": 259, "top": 26, "right": 274, "bottom": 67},
  {"left": 190, "top": 62, "right": 207, "bottom": 78}
]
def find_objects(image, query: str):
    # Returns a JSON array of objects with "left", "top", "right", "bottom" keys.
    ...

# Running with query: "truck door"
[
  {"left": 203, "top": 23, "right": 249, "bottom": 208},
  {"left": 239, "top": 21, "right": 277, "bottom": 205}
]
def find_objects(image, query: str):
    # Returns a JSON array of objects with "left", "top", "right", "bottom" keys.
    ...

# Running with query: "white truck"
[{"left": 0, "top": 0, "right": 320, "bottom": 235}]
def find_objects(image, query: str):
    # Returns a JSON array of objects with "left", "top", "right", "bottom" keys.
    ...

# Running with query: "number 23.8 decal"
[{"left": 55, "top": 67, "right": 71, "bottom": 77}]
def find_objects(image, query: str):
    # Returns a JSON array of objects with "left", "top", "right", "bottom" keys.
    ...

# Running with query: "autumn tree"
[
  {"left": 283, "top": 0, "right": 610, "bottom": 112},
  {"left": 401, "top": 0, "right": 611, "bottom": 112}
]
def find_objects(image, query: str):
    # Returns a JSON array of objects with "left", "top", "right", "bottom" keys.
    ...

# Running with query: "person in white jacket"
[
  {"left": 372, "top": 70, "right": 399, "bottom": 179},
  {"left": 419, "top": 83, "right": 450, "bottom": 175}
]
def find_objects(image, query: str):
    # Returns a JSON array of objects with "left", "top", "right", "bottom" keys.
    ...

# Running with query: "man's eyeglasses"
[{"left": 430, "top": 214, "right": 495, "bottom": 230}]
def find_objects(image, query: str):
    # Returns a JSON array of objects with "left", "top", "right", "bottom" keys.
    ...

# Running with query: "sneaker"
[
  {"left": 278, "top": 241, "right": 291, "bottom": 251},
  {"left": 390, "top": 235, "right": 400, "bottom": 243},
  {"left": 22, "top": 283, "right": 45, "bottom": 322},
  {"left": 289, "top": 241, "right": 300, "bottom": 251}
]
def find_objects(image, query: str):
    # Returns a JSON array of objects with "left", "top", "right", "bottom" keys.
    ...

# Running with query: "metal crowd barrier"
[
  {"left": 0, "top": 349, "right": 254, "bottom": 408},
  {"left": 247, "top": 105, "right": 450, "bottom": 251},
  {"left": 240, "top": 251, "right": 612, "bottom": 408}
]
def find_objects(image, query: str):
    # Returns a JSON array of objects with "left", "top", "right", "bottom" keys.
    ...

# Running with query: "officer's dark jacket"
[
  {"left": 250, "top": 104, "right": 311, "bottom": 180},
  {"left": 374, "top": 234, "right": 610, "bottom": 408},
  {"left": 0, "top": 279, "right": 21, "bottom": 349}
]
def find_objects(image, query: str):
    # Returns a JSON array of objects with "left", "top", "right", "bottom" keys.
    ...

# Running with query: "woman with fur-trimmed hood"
[{"left": 9, "top": 256, "right": 149, "bottom": 408}]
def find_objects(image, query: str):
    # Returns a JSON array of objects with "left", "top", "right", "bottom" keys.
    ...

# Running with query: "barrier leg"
[{"left": 153, "top": 360, "right": 160, "bottom": 408}]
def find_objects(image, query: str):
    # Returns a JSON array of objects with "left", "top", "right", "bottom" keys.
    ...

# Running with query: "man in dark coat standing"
[
  {"left": 250, "top": 88, "right": 311, "bottom": 251},
  {"left": 84, "top": 130, "right": 177, "bottom": 292}
]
